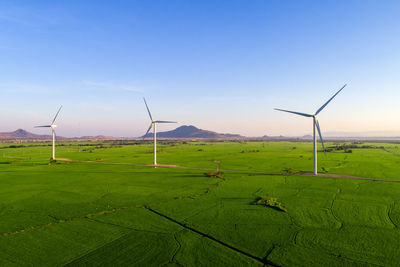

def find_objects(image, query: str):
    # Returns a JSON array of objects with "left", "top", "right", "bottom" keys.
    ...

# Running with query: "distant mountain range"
[
  {"left": 0, "top": 129, "right": 116, "bottom": 141},
  {"left": 0, "top": 126, "right": 244, "bottom": 141},
  {"left": 142, "top": 125, "right": 243, "bottom": 139},
  {"left": 1, "top": 127, "right": 400, "bottom": 142}
]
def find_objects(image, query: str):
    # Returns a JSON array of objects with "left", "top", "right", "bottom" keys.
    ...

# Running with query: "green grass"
[{"left": 0, "top": 140, "right": 400, "bottom": 266}]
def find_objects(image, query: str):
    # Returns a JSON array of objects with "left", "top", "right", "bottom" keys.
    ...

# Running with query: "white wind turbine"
[
  {"left": 143, "top": 98, "right": 177, "bottom": 166},
  {"left": 275, "top": 84, "right": 346, "bottom": 175},
  {"left": 35, "top": 106, "right": 63, "bottom": 160}
]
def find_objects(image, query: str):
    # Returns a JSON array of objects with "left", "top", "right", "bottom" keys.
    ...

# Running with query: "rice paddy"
[{"left": 1, "top": 141, "right": 399, "bottom": 266}]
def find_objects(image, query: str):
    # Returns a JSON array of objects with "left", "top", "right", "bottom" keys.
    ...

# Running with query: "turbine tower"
[
  {"left": 275, "top": 84, "right": 346, "bottom": 175},
  {"left": 35, "top": 106, "right": 63, "bottom": 160},
  {"left": 143, "top": 98, "right": 177, "bottom": 166}
]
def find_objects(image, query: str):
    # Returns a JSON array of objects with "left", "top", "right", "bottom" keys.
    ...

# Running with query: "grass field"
[{"left": 1, "top": 140, "right": 400, "bottom": 266}]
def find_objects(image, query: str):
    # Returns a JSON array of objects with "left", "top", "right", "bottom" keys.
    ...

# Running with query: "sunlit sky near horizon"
[{"left": 0, "top": 0, "right": 400, "bottom": 137}]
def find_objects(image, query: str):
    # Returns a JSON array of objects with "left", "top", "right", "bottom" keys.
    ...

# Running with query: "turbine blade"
[
  {"left": 143, "top": 98, "right": 153, "bottom": 122},
  {"left": 52, "top": 105, "right": 63, "bottom": 124},
  {"left": 315, "top": 120, "right": 326, "bottom": 155},
  {"left": 315, "top": 84, "right": 347, "bottom": 115},
  {"left": 274, "top": 108, "right": 313, "bottom": 117},
  {"left": 35, "top": 125, "right": 52, "bottom": 128},
  {"left": 154, "top": 120, "right": 177, "bottom": 123},
  {"left": 142, "top": 123, "right": 153, "bottom": 140}
]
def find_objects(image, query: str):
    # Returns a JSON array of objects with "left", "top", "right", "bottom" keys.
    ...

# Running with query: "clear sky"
[{"left": 0, "top": 0, "right": 399, "bottom": 137}]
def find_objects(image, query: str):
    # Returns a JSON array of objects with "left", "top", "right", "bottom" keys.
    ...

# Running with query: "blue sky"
[{"left": 0, "top": 0, "right": 399, "bottom": 137}]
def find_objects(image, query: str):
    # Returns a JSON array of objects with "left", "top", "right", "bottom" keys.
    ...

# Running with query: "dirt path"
[
  {"left": 295, "top": 172, "right": 400, "bottom": 183},
  {"left": 55, "top": 158, "right": 400, "bottom": 183},
  {"left": 55, "top": 158, "right": 72, "bottom": 161}
]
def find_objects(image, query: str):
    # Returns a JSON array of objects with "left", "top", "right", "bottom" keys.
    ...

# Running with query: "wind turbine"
[
  {"left": 35, "top": 106, "right": 63, "bottom": 160},
  {"left": 275, "top": 84, "right": 346, "bottom": 175},
  {"left": 143, "top": 98, "right": 177, "bottom": 166}
]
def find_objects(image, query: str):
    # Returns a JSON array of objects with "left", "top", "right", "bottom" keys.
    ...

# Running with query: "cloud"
[
  {"left": 0, "top": 82, "right": 54, "bottom": 94},
  {"left": 0, "top": 80, "right": 142, "bottom": 96},
  {"left": 81, "top": 80, "right": 142, "bottom": 93},
  {"left": 0, "top": 4, "right": 82, "bottom": 30}
]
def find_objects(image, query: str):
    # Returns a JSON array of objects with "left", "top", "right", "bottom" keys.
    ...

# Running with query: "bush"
[
  {"left": 205, "top": 160, "right": 224, "bottom": 178},
  {"left": 283, "top": 168, "right": 292, "bottom": 173},
  {"left": 252, "top": 196, "right": 287, "bottom": 212},
  {"left": 204, "top": 171, "right": 225, "bottom": 179}
]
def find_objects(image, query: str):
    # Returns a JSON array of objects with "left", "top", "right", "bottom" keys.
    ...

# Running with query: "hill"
[
  {"left": 143, "top": 125, "right": 243, "bottom": 139},
  {"left": 0, "top": 129, "right": 114, "bottom": 141},
  {"left": 0, "top": 129, "right": 55, "bottom": 140}
]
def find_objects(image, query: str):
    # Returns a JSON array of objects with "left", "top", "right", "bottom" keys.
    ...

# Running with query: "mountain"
[
  {"left": 4, "top": 127, "right": 398, "bottom": 142},
  {"left": 0, "top": 129, "right": 111, "bottom": 141},
  {"left": 143, "top": 125, "right": 243, "bottom": 139},
  {"left": 0, "top": 129, "right": 55, "bottom": 140},
  {"left": 0, "top": 126, "right": 243, "bottom": 141}
]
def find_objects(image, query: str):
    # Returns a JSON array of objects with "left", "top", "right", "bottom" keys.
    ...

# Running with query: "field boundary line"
[
  {"left": 144, "top": 207, "right": 279, "bottom": 267},
  {"left": 387, "top": 202, "right": 398, "bottom": 228},
  {"left": 62, "top": 219, "right": 174, "bottom": 266},
  {"left": 1, "top": 173, "right": 224, "bottom": 238},
  {"left": 60, "top": 159, "right": 400, "bottom": 183},
  {"left": 0, "top": 206, "right": 134, "bottom": 237},
  {"left": 381, "top": 147, "right": 400, "bottom": 158},
  {"left": 300, "top": 172, "right": 400, "bottom": 183},
  {"left": 62, "top": 229, "right": 135, "bottom": 266}
]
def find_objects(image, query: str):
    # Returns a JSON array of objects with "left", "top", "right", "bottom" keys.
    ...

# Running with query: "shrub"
[
  {"left": 205, "top": 171, "right": 225, "bottom": 179},
  {"left": 205, "top": 160, "right": 224, "bottom": 178},
  {"left": 283, "top": 168, "right": 292, "bottom": 173},
  {"left": 252, "top": 196, "right": 287, "bottom": 212}
]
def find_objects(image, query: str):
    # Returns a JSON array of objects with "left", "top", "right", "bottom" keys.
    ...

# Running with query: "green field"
[{"left": 1, "top": 140, "right": 400, "bottom": 266}]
